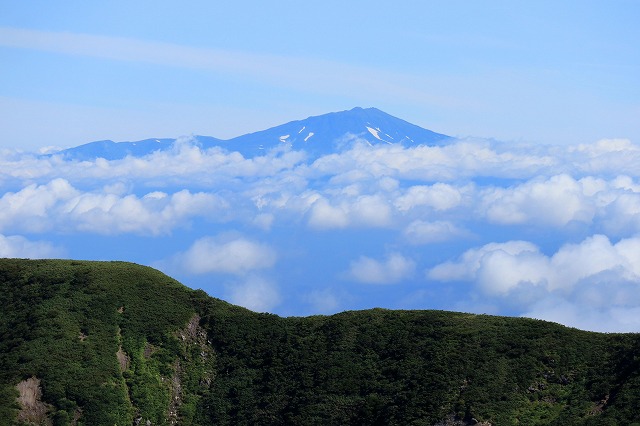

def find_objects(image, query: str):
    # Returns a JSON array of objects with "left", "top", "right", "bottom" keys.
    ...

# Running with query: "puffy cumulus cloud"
[
  {"left": 3, "top": 137, "right": 640, "bottom": 192},
  {"left": 0, "top": 234, "right": 65, "bottom": 258},
  {"left": 601, "top": 191, "right": 640, "bottom": 236},
  {"left": 568, "top": 138, "right": 640, "bottom": 176},
  {"left": 475, "top": 174, "right": 640, "bottom": 234},
  {"left": 170, "top": 234, "right": 277, "bottom": 275},
  {"left": 430, "top": 235, "right": 640, "bottom": 294},
  {"left": 0, "top": 178, "right": 78, "bottom": 232},
  {"left": 309, "top": 138, "right": 640, "bottom": 187},
  {"left": 0, "top": 179, "right": 227, "bottom": 235},
  {"left": 403, "top": 220, "right": 469, "bottom": 245},
  {"left": 480, "top": 174, "right": 594, "bottom": 226},
  {"left": 307, "top": 194, "right": 392, "bottom": 229},
  {"left": 307, "top": 198, "right": 349, "bottom": 229},
  {"left": 428, "top": 235, "right": 640, "bottom": 331},
  {"left": 523, "top": 296, "right": 640, "bottom": 333},
  {"left": 394, "top": 183, "right": 465, "bottom": 212},
  {"left": 311, "top": 139, "right": 559, "bottom": 182},
  {"left": 348, "top": 252, "right": 415, "bottom": 284},
  {"left": 226, "top": 275, "right": 281, "bottom": 312},
  {"left": 428, "top": 240, "right": 541, "bottom": 287},
  {"left": 1, "top": 139, "right": 307, "bottom": 189}
]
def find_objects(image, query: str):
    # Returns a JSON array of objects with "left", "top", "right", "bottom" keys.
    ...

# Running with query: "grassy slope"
[{"left": 1, "top": 259, "right": 639, "bottom": 425}]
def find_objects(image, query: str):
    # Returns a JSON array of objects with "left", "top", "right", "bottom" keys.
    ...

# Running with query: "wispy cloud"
[
  {"left": 226, "top": 275, "right": 281, "bottom": 313},
  {"left": 0, "top": 27, "right": 450, "bottom": 107}
]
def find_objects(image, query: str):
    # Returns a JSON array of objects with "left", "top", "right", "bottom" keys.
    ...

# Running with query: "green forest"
[{"left": 1, "top": 259, "right": 639, "bottom": 425}]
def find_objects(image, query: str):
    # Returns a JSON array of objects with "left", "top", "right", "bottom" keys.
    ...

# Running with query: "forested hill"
[{"left": 1, "top": 259, "right": 640, "bottom": 425}]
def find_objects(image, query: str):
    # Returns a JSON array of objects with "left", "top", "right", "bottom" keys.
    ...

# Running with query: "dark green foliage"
[{"left": 1, "top": 259, "right": 640, "bottom": 425}]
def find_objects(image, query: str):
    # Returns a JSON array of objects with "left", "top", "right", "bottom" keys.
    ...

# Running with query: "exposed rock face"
[
  {"left": 15, "top": 377, "right": 53, "bottom": 426},
  {"left": 168, "top": 360, "right": 183, "bottom": 426},
  {"left": 178, "top": 314, "right": 207, "bottom": 345},
  {"left": 168, "top": 314, "right": 215, "bottom": 424},
  {"left": 116, "top": 346, "right": 130, "bottom": 372}
]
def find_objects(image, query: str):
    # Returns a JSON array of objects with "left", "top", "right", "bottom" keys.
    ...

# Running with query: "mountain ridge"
[
  {"left": 55, "top": 107, "right": 451, "bottom": 161},
  {"left": 1, "top": 259, "right": 640, "bottom": 425}
]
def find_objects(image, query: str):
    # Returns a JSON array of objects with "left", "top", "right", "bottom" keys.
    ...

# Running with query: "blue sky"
[
  {"left": 1, "top": 1, "right": 640, "bottom": 332},
  {"left": 1, "top": 1, "right": 638, "bottom": 149}
]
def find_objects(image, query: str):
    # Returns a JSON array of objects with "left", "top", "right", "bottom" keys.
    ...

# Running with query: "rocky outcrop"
[{"left": 15, "top": 377, "right": 53, "bottom": 426}]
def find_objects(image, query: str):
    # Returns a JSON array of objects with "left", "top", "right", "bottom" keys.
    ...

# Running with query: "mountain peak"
[
  {"left": 56, "top": 108, "right": 451, "bottom": 160},
  {"left": 221, "top": 107, "right": 450, "bottom": 157}
]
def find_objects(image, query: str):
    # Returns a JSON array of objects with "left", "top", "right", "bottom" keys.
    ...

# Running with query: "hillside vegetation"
[{"left": 1, "top": 259, "right": 639, "bottom": 425}]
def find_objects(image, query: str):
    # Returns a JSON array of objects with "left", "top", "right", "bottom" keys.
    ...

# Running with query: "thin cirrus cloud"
[{"left": 0, "top": 26, "right": 442, "bottom": 106}]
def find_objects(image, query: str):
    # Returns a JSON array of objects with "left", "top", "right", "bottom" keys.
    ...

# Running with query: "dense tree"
[{"left": 1, "top": 259, "right": 639, "bottom": 425}]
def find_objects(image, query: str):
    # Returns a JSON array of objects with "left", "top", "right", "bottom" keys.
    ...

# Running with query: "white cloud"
[
  {"left": 0, "top": 179, "right": 227, "bottom": 235},
  {"left": 171, "top": 235, "right": 277, "bottom": 275},
  {"left": 395, "top": 183, "right": 464, "bottom": 212},
  {"left": 428, "top": 240, "right": 541, "bottom": 287},
  {"left": 0, "top": 27, "right": 447, "bottom": 108},
  {"left": 306, "top": 193, "right": 392, "bottom": 230},
  {"left": 348, "top": 252, "right": 415, "bottom": 284},
  {"left": 350, "top": 195, "right": 392, "bottom": 227},
  {"left": 403, "top": 220, "right": 468, "bottom": 245},
  {"left": 568, "top": 138, "right": 640, "bottom": 176},
  {"left": 523, "top": 290, "right": 640, "bottom": 333},
  {"left": 0, "top": 178, "right": 78, "bottom": 232},
  {"left": 4, "top": 131, "right": 640, "bottom": 330},
  {"left": 480, "top": 174, "right": 594, "bottom": 226},
  {"left": 0, "top": 234, "right": 65, "bottom": 259},
  {"left": 601, "top": 191, "right": 640, "bottom": 236},
  {"left": 3, "top": 137, "right": 640, "bottom": 190},
  {"left": 308, "top": 198, "right": 350, "bottom": 229},
  {"left": 227, "top": 275, "right": 281, "bottom": 312},
  {"left": 428, "top": 234, "right": 640, "bottom": 331},
  {"left": 310, "top": 139, "right": 560, "bottom": 182},
  {"left": 429, "top": 235, "right": 640, "bottom": 294}
]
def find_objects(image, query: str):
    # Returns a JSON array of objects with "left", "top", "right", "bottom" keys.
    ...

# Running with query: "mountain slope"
[
  {"left": 217, "top": 107, "right": 451, "bottom": 158},
  {"left": 55, "top": 136, "right": 223, "bottom": 162},
  {"left": 55, "top": 107, "right": 450, "bottom": 161},
  {"left": 1, "top": 259, "right": 639, "bottom": 425}
]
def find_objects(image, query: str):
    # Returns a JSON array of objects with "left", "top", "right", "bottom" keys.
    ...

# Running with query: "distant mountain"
[
  {"left": 2, "top": 259, "right": 640, "bottom": 425},
  {"left": 54, "top": 136, "right": 223, "bottom": 162},
  {"left": 220, "top": 107, "right": 451, "bottom": 158},
  {"left": 55, "top": 107, "right": 451, "bottom": 160}
]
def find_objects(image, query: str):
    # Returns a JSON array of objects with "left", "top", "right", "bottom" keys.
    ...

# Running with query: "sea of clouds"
[{"left": 2, "top": 136, "right": 640, "bottom": 332}]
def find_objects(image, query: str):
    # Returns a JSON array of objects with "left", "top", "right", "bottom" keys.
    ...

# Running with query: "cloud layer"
[{"left": 2, "top": 136, "right": 640, "bottom": 330}]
